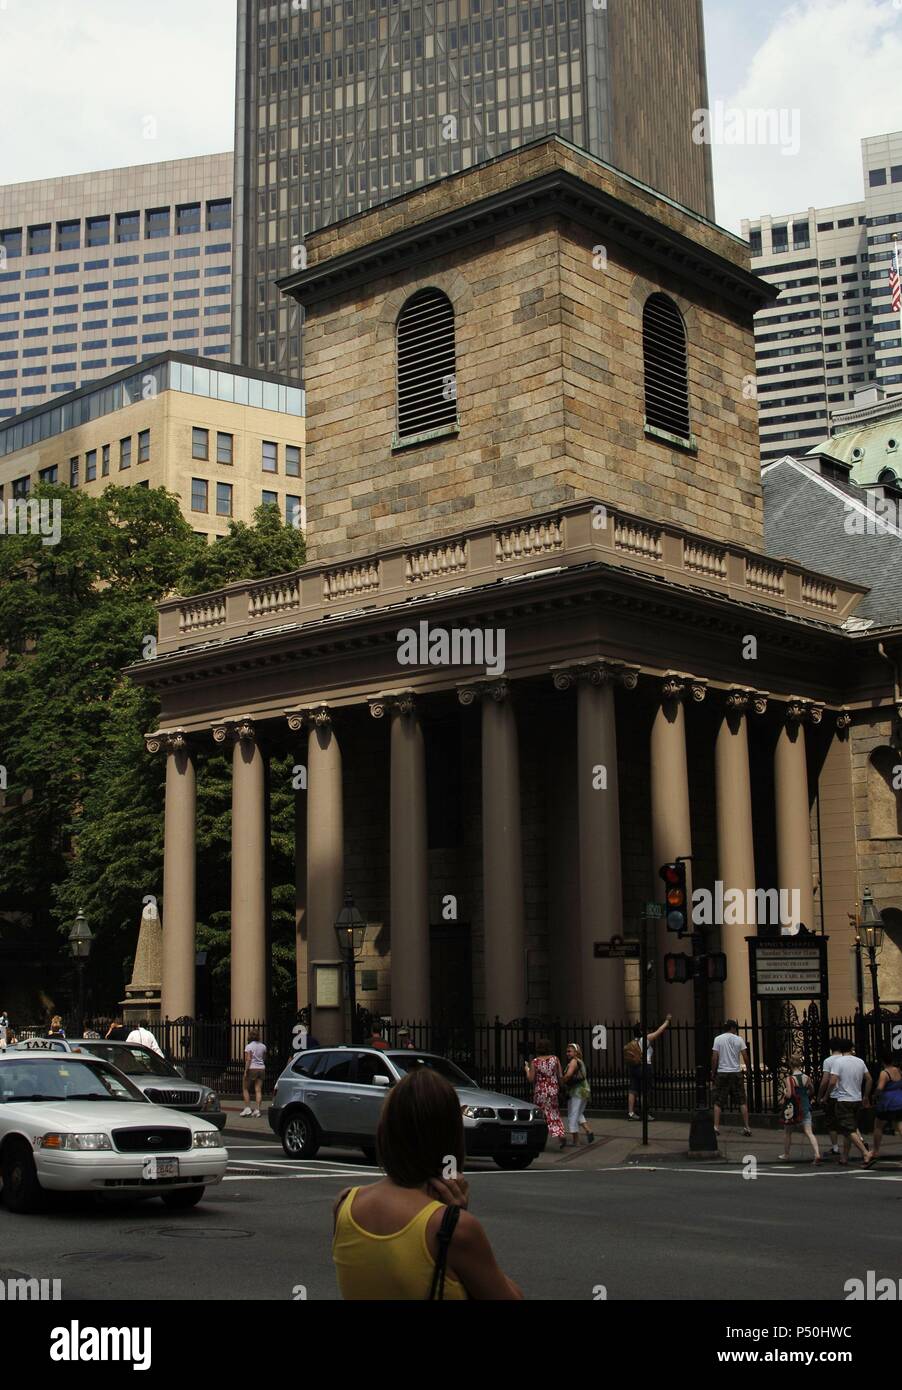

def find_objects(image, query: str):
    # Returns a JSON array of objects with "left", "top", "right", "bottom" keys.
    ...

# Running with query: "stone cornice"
[{"left": 277, "top": 163, "right": 773, "bottom": 316}]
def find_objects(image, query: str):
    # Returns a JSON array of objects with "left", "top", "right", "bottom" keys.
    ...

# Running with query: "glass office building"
[{"left": 232, "top": 0, "right": 714, "bottom": 380}]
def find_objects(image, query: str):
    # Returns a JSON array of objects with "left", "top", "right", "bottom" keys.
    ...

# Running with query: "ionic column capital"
[
  {"left": 458, "top": 677, "right": 510, "bottom": 706},
  {"left": 782, "top": 698, "right": 824, "bottom": 727},
  {"left": 835, "top": 709, "right": 852, "bottom": 730},
  {"left": 145, "top": 728, "right": 191, "bottom": 755},
  {"left": 660, "top": 672, "right": 708, "bottom": 704},
  {"left": 723, "top": 687, "right": 769, "bottom": 716},
  {"left": 551, "top": 658, "right": 640, "bottom": 692},
  {"left": 368, "top": 690, "right": 417, "bottom": 719},
  {"left": 285, "top": 704, "right": 333, "bottom": 733},
  {"left": 212, "top": 715, "right": 259, "bottom": 745}
]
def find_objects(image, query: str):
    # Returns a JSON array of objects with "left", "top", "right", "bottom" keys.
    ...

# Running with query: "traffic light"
[
  {"left": 706, "top": 953, "right": 728, "bottom": 983},
  {"left": 664, "top": 952, "right": 694, "bottom": 984},
  {"left": 659, "top": 860, "right": 689, "bottom": 935}
]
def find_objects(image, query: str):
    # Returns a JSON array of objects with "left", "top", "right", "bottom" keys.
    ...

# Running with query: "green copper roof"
[{"left": 806, "top": 412, "right": 902, "bottom": 485}]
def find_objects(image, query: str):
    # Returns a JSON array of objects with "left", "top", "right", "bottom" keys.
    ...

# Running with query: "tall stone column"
[
  {"left": 146, "top": 730, "right": 196, "bottom": 1022},
  {"left": 291, "top": 729, "right": 309, "bottom": 1012},
  {"left": 370, "top": 692, "right": 430, "bottom": 1022},
  {"left": 774, "top": 700, "right": 821, "bottom": 933},
  {"left": 715, "top": 690, "right": 766, "bottom": 1022},
  {"left": 214, "top": 717, "right": 267, "bottom": 1025},
  {"left": 303, "top": 706, "right": 345, "bottom": 1046},
  {"left": 460, "top": 679, "right": 526, "bottom": 1022},
  {"left": 650, "top": 674, "right": 706, "bottom": 1019},
  {"left": 552, "top": 659, "right": 639, "bottom": 1018}
]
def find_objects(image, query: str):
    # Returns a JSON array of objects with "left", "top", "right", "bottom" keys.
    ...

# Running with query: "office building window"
[
  {"left": 262, "top": 440, "right": 278, "bottom": 472},
  {"left": 0, "top": 227, "right": 23, "bottom": 258},
  {"left": 217, "top": 431, "right": 233, "bottom": 464},
  {"left": 643, "top": 293, "right": 691, "bottom": 442},
  {"left": 86, "top": 216, "right": 110, "bottom": 247},
  {"left": 56, "top": 220, "right": 80, "bottom": 251},
  {"left": 115, "top": 212, "right": 140, "bottom": 244},
  {"left": 286, "top": 444, "right": 301, "bottom": 476},
  {"left": 138, "top": 429, "right": 150, "bottom": 463},
  {"left": 216, "top": 481, "right": 233, "bottom": 517},
  {"left": 39, "top": 465, "right": 59, "bottom": 484},
  {"left": 192, "top": 427, "right": 209, "bottom": 459},
  {"left": 69, "top": 456, "right": 79, "bottom": 487},
  {"left": 396, "top": 288, "right": 457, "bottom": 439},
  {"left": 191, "top": 477, "right": 209, "bottom": 513},
  {"left": 262, "top": 489, "right": 279, "bottom": 510},
  {"left": 177, "top": 203, "right": 201, "bottom": 236},
  {"left": 85, "top": 449, "right": 97, "bottom": 481},
  {"left": 287, "top": 494, "right": 303, "bottom": 528},
  {"left": 28, "top": 225, "right": 51, "bottom": 255},
  {"left": 206, "top": 199, "right": 232, "bottom": 231},
  {"left": 748, "top": 229, "right": 762, "bottom": 257},
  {"left": 120, "top": 436, "right": 132, "bottom": 469},
  {"left": 146, "top": 208, "right": 171, "bottom": 239},
  {"left": 893, "top": 166, "right": 902, "bottom": 184},
  {"left": 869, "top": 168, "right": 887, "bottom": 187},
  {"left": 102, "top": 443, "right": 110, "bottom": 476},
  {"left": 13, "top": 475, "right": 31, "bottom": 498}
]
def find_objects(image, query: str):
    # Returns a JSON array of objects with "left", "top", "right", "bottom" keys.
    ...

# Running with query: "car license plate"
[
  {"left": 143, "top": 1157, "right": 179, "bottom": 1180},
  {"left": 510, "top": 1130, "right": 527, "bottom": 1146}
]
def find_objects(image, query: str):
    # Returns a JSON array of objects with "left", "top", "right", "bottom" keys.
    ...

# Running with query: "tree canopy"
[{"left": 0, "top": 486, "right": 305, "bottom": 1018}]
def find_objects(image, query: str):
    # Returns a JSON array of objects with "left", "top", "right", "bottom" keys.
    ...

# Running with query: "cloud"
[
  {"left": 0, "top": 0, "right": 235, "bottom": 184},
  {"left": 708, "top": 0, "right": 902, "bottom": 232}
]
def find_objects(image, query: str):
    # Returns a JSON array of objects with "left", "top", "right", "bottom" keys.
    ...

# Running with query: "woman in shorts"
[{"left": 241, "top": 1033, "right": 267, "bottom": 1118}]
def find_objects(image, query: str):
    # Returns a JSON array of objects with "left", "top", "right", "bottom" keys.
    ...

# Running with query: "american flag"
[{"left": 891, "top": 241, "right": 902, "bottom": 315}]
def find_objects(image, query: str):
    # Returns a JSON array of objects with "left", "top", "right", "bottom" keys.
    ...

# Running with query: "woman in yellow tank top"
[{"left": 332, "top": 1067, "right": 522, "bottom": 1301}]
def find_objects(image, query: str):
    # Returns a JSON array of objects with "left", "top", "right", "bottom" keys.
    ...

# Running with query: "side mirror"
[{"left": 373, "top": 1075, "right": 391, "bottom": 1088}]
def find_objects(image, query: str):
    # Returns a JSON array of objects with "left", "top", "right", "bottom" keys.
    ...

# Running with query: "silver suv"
[{"left": 269, "top": 1047, "right": 548, "bottom": 1170}]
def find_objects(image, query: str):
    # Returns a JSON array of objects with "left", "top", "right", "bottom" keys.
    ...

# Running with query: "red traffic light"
[{"left": 659, "top": 861, "right": 688, "bottom": 933}]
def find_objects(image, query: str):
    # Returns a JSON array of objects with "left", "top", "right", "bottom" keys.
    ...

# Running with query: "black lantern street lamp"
[
  {"left": 856, "top": 888, "right": 884, "bottom": 1021},
  {"left": 68, "top": 909, "right": 94, "bottom": 1034},
  {"left": 334, "top": 892, "right": 367, "bottom": 1043}
]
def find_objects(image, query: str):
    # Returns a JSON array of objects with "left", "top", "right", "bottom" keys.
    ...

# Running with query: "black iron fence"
[{"left": 40, "top": 1005, "right": 902, "bottom": 1112}]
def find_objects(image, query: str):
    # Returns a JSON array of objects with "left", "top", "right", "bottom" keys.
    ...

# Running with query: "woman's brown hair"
[{"left": 376, "top": 1066, "right": 465, "bottom": 1187}]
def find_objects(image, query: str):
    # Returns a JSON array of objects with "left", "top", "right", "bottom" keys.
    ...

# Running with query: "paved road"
[{"left": 4, "top": 1134, "right": 901, "bottom": 1301}]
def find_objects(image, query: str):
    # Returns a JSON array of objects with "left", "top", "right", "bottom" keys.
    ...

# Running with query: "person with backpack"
[
  {"left": 561, "top": 1042, "right": 593, "bottom": 1146},
  {"left": 626, "top": 1014, "right": 671, "bottom": 1121},
  {"left": 779, "top": 1053, "right": 821, "bottom": 1163}
]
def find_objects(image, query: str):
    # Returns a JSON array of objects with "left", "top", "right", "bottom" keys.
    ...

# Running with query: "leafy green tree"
[{"left": 0, "top": 486, "right": 306, "bottom": 1019}]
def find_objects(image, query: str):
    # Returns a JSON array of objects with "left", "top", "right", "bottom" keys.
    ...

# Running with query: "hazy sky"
[{"left": 0, "top": 0, "right": 900, "bottom": 233}]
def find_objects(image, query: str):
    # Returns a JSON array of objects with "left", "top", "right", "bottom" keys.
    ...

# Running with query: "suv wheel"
[
  {"left": 494, "top": 1153, "right": 535, "bottom": 1171},
  {"left": 281, "top": 1110, "right": 320, "bottom": 1159},
  {"left": 2, "top": 1140, "right": 45, "bottom": 1213}
]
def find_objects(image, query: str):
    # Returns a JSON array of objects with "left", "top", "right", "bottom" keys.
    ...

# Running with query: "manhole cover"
[
  {"left": 61, "top": 1251, "right": 163, "bottom": 1264},
  {"left": 133, "top": 1226, "right": 256, "bottom": 1240}
]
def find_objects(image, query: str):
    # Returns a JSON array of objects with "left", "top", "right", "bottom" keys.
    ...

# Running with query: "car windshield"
[
  {"left": 74, "top": 1044, "right": 178, "bottom": 1078},
  {"left": 0, "top": 1059, "right": 148, "bottom": 1104},
  {"left": 388, "top": 1053, "right": 476, "bottom": 1087}
]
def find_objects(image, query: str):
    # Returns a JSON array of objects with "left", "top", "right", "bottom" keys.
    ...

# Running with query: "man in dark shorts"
[
  {"left": 816, "top": 1035, "right": 846, "bottom": 1158},
  {"left": 825, "top": 1038, "right": 873, "bottom": 1165},
  {"left": 711, "top": 1020, "right": 752, "bottom": 1137}
]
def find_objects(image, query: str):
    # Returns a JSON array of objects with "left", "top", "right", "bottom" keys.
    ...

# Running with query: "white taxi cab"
[{"left": 0, "top": 1047, "right": 227, "bottom": 1214}]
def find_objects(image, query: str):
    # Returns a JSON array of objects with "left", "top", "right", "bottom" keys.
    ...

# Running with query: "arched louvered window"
[
  {"left": 642, "top": 293, "right": 690, "bottom": 442},
  {"left": 396, "top": 288, "right": 457, "bottom": 440}
]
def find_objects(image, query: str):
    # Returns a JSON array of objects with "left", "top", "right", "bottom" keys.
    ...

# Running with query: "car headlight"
[
  {"left": 192, "top": 1130, "right": 221, "bottom": 1149},
  {"left": 461, "top": 1105, "right": 496, "bottom": 1119},
  {"left": 202, "top": 1092, "right": 220, "bottom": 1111},
  {"left": 39, "top": 1133, "right": 113, "bottom": 1151}
]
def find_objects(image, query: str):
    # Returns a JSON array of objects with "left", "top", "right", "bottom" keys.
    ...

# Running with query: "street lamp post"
[
  {"left": 333, "top": 892, "right": 367, "bottom": 1044},
  {"left": 67, "top": 910, "right": 94, "bottom": 1034},
  {"left": 856, "top": 888, "right": 885, "bottom": 1057}
]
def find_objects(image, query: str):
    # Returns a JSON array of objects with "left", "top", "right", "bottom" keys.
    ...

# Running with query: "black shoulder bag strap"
[{"left": 427, "top": 1203, "right": 462, "bottom": 1301}]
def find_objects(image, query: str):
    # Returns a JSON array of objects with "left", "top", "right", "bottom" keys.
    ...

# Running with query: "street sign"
[
  {"left": 594, "top": 935, "right": 640, "bottom": 959},
  {"left": 643, "top": 902, "right": 664, "bottom": 920},
  {"left": 748, "top": 936, "right": 828, "bottom": 1000}
]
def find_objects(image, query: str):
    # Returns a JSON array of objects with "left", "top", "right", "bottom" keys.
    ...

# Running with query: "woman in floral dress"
[{"left": 525, "top": 1038, "right": 566, "bottom": 1148}]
